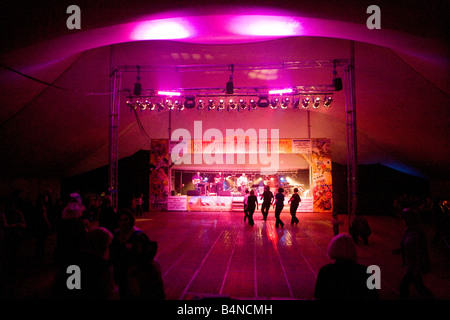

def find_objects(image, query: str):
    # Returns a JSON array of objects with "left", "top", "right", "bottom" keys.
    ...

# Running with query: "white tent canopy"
[{"left": 0, "top": 1, "right": 448, "bottom": 191}]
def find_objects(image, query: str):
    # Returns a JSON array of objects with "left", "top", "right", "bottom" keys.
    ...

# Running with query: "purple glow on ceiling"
[
  {"left": 228, "top": 15, "right": 303, "bottom": 36},
  {"left": 130, "top": 18, "right": 193, "bottom": 40}
]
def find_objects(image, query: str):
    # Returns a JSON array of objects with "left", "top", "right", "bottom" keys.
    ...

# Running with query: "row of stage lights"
[{"left": 126, "top": 95, "right": 333, "bottom": 112}]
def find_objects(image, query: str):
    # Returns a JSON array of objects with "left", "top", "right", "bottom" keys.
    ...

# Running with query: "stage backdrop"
[{"left": 150, "top": 138, "right": 332, "bottom": 212}]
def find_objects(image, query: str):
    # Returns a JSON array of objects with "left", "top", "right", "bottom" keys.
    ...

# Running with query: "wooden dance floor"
[
  {"left": 3, "top": 209, "right": 450, "bottom": 300},
  {"left": 137, "top": 210, "right": 450, "bottom": 300}
]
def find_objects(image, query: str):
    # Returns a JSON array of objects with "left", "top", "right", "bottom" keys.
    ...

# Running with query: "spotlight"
[
  {"left": 165, "top": 99, "right": 174, "bottom": 110},
  {"left": 126, "top": 100, "right": 137, "bottom": 110},
  {"left": 218, "top": 99, "right": 225, "bottom": 110},
  {"left": 174, "top": 100, "right": 184, "bottom": 111},
  {"left": 257, "top": 94, "right": 270, "bottom": 108},
  {"left": 324, "top": 96, "right": 332, "bottom": 108},
  {"left": 249, "top": 99, "right": 258, "bottom": 110},
  {"left": 156, "top": 101, "right": 165, "bottom": 111},
  {"left": 208, "top": 99, "right": 216, "bottom": 110},
  {"left": 313, "top": 97, "right": 321, "bottom": 109},
  {"left": 239, "top": 99, "right": 247, "bottom": 110},
  {"left": 281, "top": 98, "right": 290, "bottom": 109},
  {"left": 184, "top": 95, "right": 196, "bottom": 109},
  {"left": 292, "top": 98, "right": 300, "bottom": 109},
  {"left": 270, "top": 98, "right": 279, "bottom": 109},
  {"left": 228, "top": 99, "right": 237, "bottom": 110},
  {"left": 140, "top": 99, "right": 151, "bottom": 111},
  {"left": 149, "top": 101, "right": 156, "bottom": 111},
  {"left": 301, "top": 97, "right": 310, "bottom": 109},
  {"left": 197, "top": 99, "right": 205, "bottom": 110}
]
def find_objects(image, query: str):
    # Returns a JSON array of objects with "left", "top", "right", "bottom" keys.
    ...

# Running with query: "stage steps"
[{"left": 231, "top": 196, "right": 245, "bottom": 212}]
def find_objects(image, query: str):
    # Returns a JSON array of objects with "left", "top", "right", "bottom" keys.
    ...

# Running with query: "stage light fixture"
[
  {"left": 197, "top": 99, "right": 205, "bottom": 110},
  {"left": 239, "top": 99, "right": 247, "bottom": 110},
  {"left": 292, "top": 98, "right": 300, "bottom": 109},
  {"left": 208, "top": 99, "right": 216, "bottom": 110},
  {"left": 149, "top": 101, "right": 156, "bottom": 111},
  {"left": 270, "top": 98, "right": 279, "bottom": 109},
  {"left": 156, "top": 101, "right": 165, "bottom": 111},
  {"left": 126, "top": 100, "right": 137, "bottom": 110},
  {"left": 165, "top": 99, "right": 174, "bottom": 110},
  {"left": 249, "top": 99, "right": 258, "bottom": 110},
  {"left": 301, "top": 97, "right": 310, "bottom": 109},
  {"left": 257, "top": 94, "right": 270, "bottom": 108},
  {"left": 174, "top": 100, "right": 184, "bottom": 111},
  {"left": 184, "top": 95, "right": 196, "bottom": 109},
  {"left": 218, "top": 99, "right": 225, "bottom": 110},
  {"left": 324, "top": 96, "right": 332, "bottom": 108},
  {"left": 313, "top": 97, "right": 321, "bottom": 109},
  {"left": 228, "top": 99, "right": 237, "bottom": 110},
  {"left": 281, "top": 98, "right": 290, "bottom": 109}
]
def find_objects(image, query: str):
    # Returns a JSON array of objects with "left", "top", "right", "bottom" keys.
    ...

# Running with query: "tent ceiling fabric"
[{"left": 0, "top": 1, "right": 449, "bottom": 181}]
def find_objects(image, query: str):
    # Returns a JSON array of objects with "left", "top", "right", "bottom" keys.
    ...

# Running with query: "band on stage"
[{"left": 191, "top": 171, "right": 305, "bottom": 197}]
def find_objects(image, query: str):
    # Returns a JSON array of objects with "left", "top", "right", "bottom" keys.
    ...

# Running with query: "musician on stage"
[
  {"left": 237, "top": 173, "right": 248, "bottom": 194},
  {"left": 214, "top": 171, "right": 224, "bottom": 193},
  {"left": 192, "top": 171, "right": 202, "bottom": 194}
]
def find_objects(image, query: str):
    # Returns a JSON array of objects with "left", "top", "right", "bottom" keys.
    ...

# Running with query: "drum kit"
[{"left": 193, "top": 172, "right": 306, "bottom": 197}]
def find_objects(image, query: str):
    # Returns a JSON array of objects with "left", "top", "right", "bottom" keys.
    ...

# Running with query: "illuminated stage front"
[{"left": 150, "top": 138, "right": 333, "bottom": 213}]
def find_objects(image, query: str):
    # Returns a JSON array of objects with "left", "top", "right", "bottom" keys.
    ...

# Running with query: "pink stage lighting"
[
  {"left": 268, "top": 88, "right": 293, "bottom": 95},
  {"left": 131, "top": 18, "right": 192, "bottom": 40},
  {"left": 157, "top": 91, "right": 182, "bottom": 96},
  {"left": 228, "top": 15, "right": 303, "bottom": 36}
]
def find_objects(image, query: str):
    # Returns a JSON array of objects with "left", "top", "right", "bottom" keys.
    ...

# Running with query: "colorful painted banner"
[{"left": 311, "top": 139, "right": 333, "bottom": 212}]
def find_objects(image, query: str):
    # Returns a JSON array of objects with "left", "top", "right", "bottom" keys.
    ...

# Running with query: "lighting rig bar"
[{"left": 117, "top": 59, "right": 349, "bottom": 73}]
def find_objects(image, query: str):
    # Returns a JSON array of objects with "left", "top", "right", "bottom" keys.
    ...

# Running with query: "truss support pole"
[
  {"left": 109, "top": 45, "right": 121, "bottom": 210},
  {"left": 345, "top": 41, "right": 358, "bottom": 226}
]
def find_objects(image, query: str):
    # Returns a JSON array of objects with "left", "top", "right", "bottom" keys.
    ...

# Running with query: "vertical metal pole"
[
  {"left": 168, "top": 108, "right": 172, "bottom": 197},
  {"left": 345, "top": 41, "right": 358, "bottom": 226},
  {"left": 109, "top": 45, "right": 121, "bottom": 210},
  {"left": 307, "top": 110, "right": 313, "bottom": 197}
]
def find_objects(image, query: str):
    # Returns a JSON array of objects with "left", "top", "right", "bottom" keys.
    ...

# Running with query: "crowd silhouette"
[
  {"left": 0, "top": 190, "right": 164, "bottom": 300},
  {"left": 0, "top": 188, "right": 448, "bottom": 300}
]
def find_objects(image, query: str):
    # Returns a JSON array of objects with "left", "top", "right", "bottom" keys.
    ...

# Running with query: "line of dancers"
[{"left": 244, "top": 186, "right": 301, "bottom": 228}]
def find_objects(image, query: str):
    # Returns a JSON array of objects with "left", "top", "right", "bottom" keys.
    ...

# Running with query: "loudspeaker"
[
  {"left": 134, "top": 82, "right": 142, "bottom": 95},
  {"left": 226, "top": 81, "right": 234, "bottom": 94},
  {"left": 333, "top": 77, "right": 343, "bottom": 91},
  {"left": 187, "top": 190, "right": 199, "bottom": 196}
]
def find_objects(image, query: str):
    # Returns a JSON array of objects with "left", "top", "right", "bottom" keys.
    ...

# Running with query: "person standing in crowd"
[
  {"left": 2, "top": 196, "right": 27, "bottom": 276},
  {"left": 246, "top": 190, "right": 258, "bottom": 226},
  {"left": 332, "top": 212, "right": 344, "bottom": 236},
  {"left": 52, "top": 227, "right": 116, "bottom": 300},
  {"left": 260, "top": 186, "right": 274, "bottom": 221},
  {"left": 393, "top": 208, "right": 435, "bottom": 300},
  {"left": 349, "top": 212, "right": 371, "bottom": 245},
  {"left": 98, "top": 195, "right": 118, "bottom": 234},
  {"left": 288, "top": 188, "right": 301, "bottom": 225},
  {"left": 32, "top": 195, "right": 52, "bottom": 258},
  {"left": 314, "top": 233, "right": 379, "bottom": 300},
  {"left": 273, "top": 188, "right": 285, "bottom": 228},
  {"left": 243, "top": 189, "right": 250, "bottom": 222},
  {"left": 53, "top": 193, "right": 88, "bottom": 266},
  {"left": 109, "top": 209, "right": 163, "bottom": 299}
]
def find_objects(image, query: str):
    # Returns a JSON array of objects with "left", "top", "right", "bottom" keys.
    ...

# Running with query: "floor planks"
[{"left": 135, "top": 209, "right": 450, "bottom": 300}]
